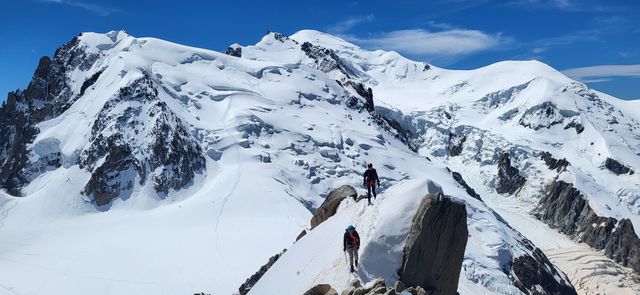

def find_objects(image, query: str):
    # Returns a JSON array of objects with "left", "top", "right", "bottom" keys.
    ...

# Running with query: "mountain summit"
[{"left": 0, "top": 30, "right": 638, "bottom": 294}]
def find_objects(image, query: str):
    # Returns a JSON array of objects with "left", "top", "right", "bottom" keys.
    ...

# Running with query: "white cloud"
[
  {"left": 507, "top": 0, "right": 605, "bottom": 11},
  {"left": 344, "top": 29, "right": 513, "bottom": 61},
  {"left": 39, "top": 0, "right": 117, "bottom": 16},
  {"left": 326, "top": 15, "right": 375, "bottom": 34},
  {"left": 562, "top": 64, "right": 640, "bottom": 83}
]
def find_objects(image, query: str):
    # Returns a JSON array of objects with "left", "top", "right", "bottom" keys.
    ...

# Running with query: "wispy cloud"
[
  {"left": 344, "top": 28, "right": 514, "bottom": 63},
  {"left": 326, "top": 15, "right": 375, "bottom": 34},
  {"left": 562, "top": 64, "right": 640, "bottom": 83},
  {"left": 506, "top": 0, "right": 606, "bottom": 12},
  {"left": 39, "top": 0, "right": 117, "bottom": 16}
]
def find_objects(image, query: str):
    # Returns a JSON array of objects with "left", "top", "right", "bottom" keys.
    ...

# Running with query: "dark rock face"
[
  {"left": 238, "top": 249, "right": 286, "bottom": 295},
  {"left": 80, "top": 76, "right": 205, "bottom": 206},
  {"left": 300, "top": 41, "right": 355, "bottom": 78},
  {"left": 0, "top": 36, "right": 99, "bottom": 195},
  {"left": 563, "top": 120, "right": 584, "bottom": 134},
  {"left": 447, "top": 132, "right": 466, "bottom": 157},
  {"left": 451, "top": 171, "right": 481, "bottom": 201},
  {"left": 296, "top": 229, "right": 307, "bottom": 241},
  {"left": 495, "top": 153, "right": 526, "bottom": 195},
  {"left": 310, "top": 185, "right": 357, "bottom": 229},
  {"left": 519, "top": 102, "right": 565, "bottom": 130},
  {"left": 604, "top": 158, "right": 635, "bottom": 175},
  {"left": 540, "top": 151, "right": 569, "bottom": 172},
  {"left": 512, "top": 247, "right": 577, "bottom": 295},
  {"left": 225, "top": 45, "right": 242, "bottom": 57},
  {"left": 399, "top": 193, "right": 468, "bottom": 294},
  {"left": 534, "top": 180, "right": 640, "bottom": 273}
]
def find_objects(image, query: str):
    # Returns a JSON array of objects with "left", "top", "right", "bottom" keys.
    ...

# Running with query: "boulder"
[
  {"left": 304, "top": 284, "right": 338, "bottom": 295},
  {"left": 310, "top": 185, "right": 357, "bottom": 229},
  {"left": 399, "top": 193, "right": 468, "bottom": 295}
]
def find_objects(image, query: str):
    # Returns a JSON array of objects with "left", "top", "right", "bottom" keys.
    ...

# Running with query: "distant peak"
[{"left": 77, "top": 30, "right": 132, "bottom": 51}]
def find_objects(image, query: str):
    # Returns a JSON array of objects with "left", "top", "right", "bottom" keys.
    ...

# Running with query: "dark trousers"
[{"left": 367, "top": 182, "right": 377, "bottom": 204}]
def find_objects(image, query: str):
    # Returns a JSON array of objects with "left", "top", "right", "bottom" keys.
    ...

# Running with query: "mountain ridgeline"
[{"left": 0, "top": 30, "right": 639, "bottom": 294}]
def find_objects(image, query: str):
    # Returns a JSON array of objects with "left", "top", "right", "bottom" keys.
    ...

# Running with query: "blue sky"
[{"left": 1, "top": 0, "right": 639, "bottom": 100}]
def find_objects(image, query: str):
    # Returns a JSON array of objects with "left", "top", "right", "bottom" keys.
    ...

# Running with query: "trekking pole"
[{"left": 344, "top": 250, "right": 348, "bottom": 268}]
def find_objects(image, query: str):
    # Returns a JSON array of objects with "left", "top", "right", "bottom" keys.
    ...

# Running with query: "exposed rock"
[
  {"left": 393, "top": 281, "right": 405, "bottom": 293},
  {"left": 535, "top": 180, "right": 640, "bottom": 273},
  {"left": 512, "top": 247, "right": 577, "bottom": 295},
  {"left": 350, "top": 279, "right": 362, "bottom": 289},
  {"left": 414, "top": 286, "right": 427, "bottom": 295},
  {"left": 451, "top": 171, "right": 481, "bottom": 201},
  {"left": 399, "top": 193, "right": 468, "bottom": 294},
  {"left": 310, "top": 185, "right": 357, "bottom": 229},
  {"left": 540, "top": 151, "right": 569, "bottom": 172},
  {"left": 605, "top": 158, "right": 635, "bottom": 175},
  {"left": 519, "top": 102, "right": 565, "bottom": 130},
  {"left": 225, "top": 44, "right": 242, "bottom": 57},
  {"left": 238, "top": 249, "right": 286, "bottom": 295},
  {"left": 447, "top": 132, "right": 466, "bottom": 157},
  {"left": 80, "top": 76, "right": 205, "bottom": 206},
  {"left": 564, "top": 120, "right": 585, "bottom": 134},
  {"left": 296, "top": 229, "right": 307, "bottom": 241},
  {"left": 0, "top": 35, "right": 99, "bottom": 196},
  {"left": 301, "top": 41, "right": 355, "bottom": 78},
  {"left": 495, "top": 152, "right": 526, "bottom": 194},
  {"left": 304, "top": 284, "right": 338, "bottom": 295}
]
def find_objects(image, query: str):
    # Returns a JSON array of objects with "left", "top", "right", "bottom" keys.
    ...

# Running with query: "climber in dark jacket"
[
  {"left": 343, "top": 225, "right": 360, "bottom": 273},
  {"left": 363, "top": 163, "right": 380, "bottom": 205}
]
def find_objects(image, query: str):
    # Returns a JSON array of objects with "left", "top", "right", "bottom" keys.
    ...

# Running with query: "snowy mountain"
[{"left": 0, "top": 30, "right": 638, "bottom": 294}]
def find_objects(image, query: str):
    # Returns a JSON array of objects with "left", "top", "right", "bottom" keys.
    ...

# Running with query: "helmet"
[
  {"left": 367, "top": 163, "right": 373, "bottom": 168},
  {"left": 347, "top": 225, "right": 355, "bottom": 232}
]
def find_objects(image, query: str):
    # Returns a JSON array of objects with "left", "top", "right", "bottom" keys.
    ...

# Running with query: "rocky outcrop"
[
  {"left": 519, "top": 102, "right": 566, "bottom": 130},
  {"left": 399, "top": 193, "right": 468, "bottom": 294},
  {"left": 534, "top": 180, "right": 640, "bottom": 273},
  {"left": 451, "top": 171, "right": 481, "bottom": 201},
  {"left": 80, "top": 76, "right": 205, "bottom": 206},
  {"left": 447, "top": 132, "right": 466, "bottom": 157},
  {"left": 336, "top": 278, "right": 434, "bottom": 295},
  {"left": 303, "top": 284, "right": 338, "bottom": 295},
  {"left": 512, "top": 245, "right": 577, "bottom": 295},
  {"left": 300, "top": 41, "right": 355, "bottom": 78},
  {"left": 540, "top": 151, "right": 569, "bottom": 172},
  {"left": 605, "top": 158, "right": 635, "bottom": 175},
  {"left": 225, "top": 44, "right": 242, "bottom": 57},
  {"left": 238, "top": 249, "right": 286, "bottom": 295},
  {"left": 0, "top": 35, "right": 99, "bottom": 195},
  {"left": 310, "top": 185, "right": 357, "bottom": 229},
  {"left": 495, "top": 153, "right": 526, "bottom": 194}
]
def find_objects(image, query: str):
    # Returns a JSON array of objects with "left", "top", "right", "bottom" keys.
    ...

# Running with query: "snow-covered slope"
[{"left": 0, "top": 29, "right": 638, "bottom": 294}]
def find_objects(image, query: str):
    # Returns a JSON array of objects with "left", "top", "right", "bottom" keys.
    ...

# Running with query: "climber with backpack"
[
  {"left": 363, "top": 163, "right": 380, "bottom": 205},
  {"left": 343, "top": 225, "right": 360, "bottom": 273}
]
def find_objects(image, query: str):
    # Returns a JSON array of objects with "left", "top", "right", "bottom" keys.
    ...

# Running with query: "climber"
[
  {"left": 343, "top": 225, "right": 360, "bottom": 273},
  {"left": 363, "top": 163, "right": 380, "bottom": 205}
]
